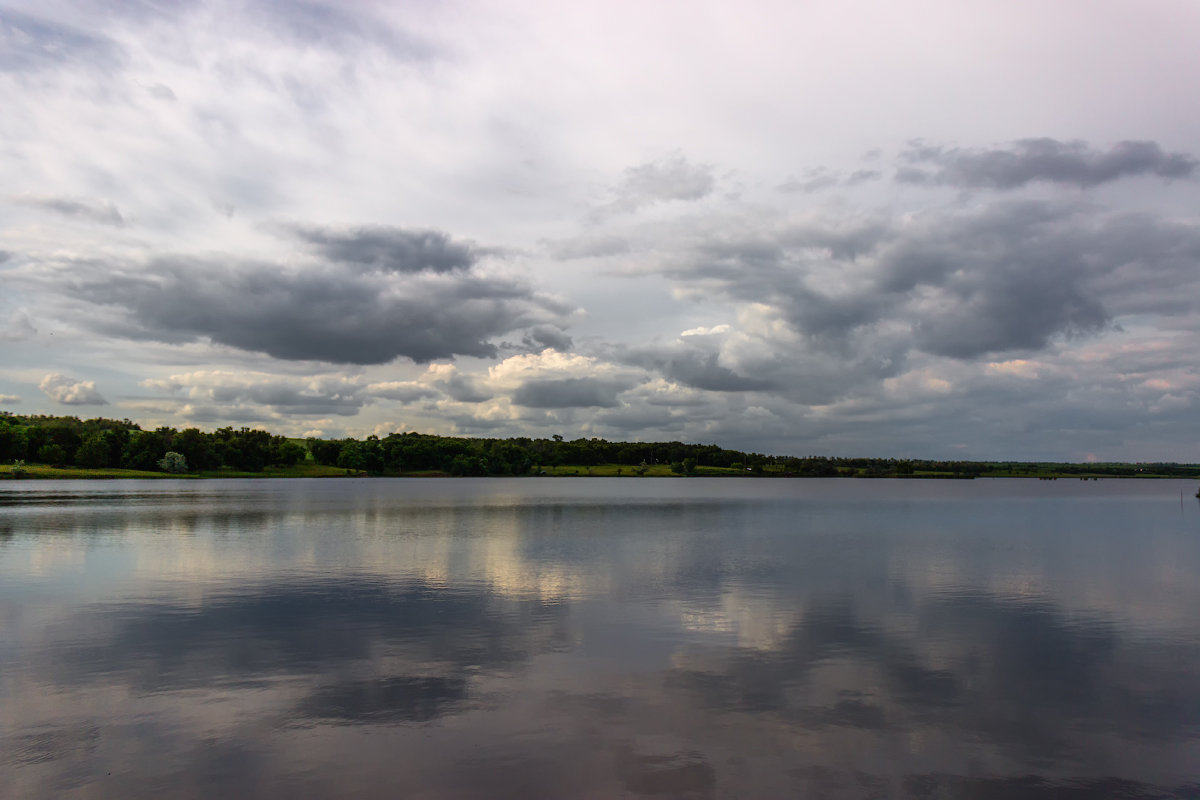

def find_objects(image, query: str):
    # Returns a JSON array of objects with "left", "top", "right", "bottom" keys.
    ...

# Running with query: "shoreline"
[{"left": 2, "top": 467, "right": 1195, "bottom": 481}]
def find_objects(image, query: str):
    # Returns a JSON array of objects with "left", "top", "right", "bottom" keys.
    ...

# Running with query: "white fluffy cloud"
[{"left": 39, "top": 374, "right": 106, "bottom": 406}]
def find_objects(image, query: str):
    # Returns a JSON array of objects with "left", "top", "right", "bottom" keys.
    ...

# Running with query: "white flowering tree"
[{"left": 157, "top": 451, "right": 188, "bottom": 473}]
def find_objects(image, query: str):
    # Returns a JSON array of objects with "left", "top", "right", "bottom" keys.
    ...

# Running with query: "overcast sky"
[{"left": 3, "top": 0, "right": 1199, "bottom": 460}]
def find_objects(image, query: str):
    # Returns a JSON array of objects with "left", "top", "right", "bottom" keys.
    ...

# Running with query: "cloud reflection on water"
[{"left": 1, "top": 479, "right": 1198, "bottom": 799}]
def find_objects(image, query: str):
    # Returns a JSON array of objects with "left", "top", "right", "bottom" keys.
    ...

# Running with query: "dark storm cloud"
[
  {"left": 16, "top": 195, "right": 125, "bottom": 226},
  {"left": 882, "top": 202, "right": 1114, "bottom": 358},
  {"left": 666, "top": 200, "right": 1200, "bottom": 360},
  {"left": 892, "top": 203, "right": 1200, "bottom": 358},
  {"left": 521, "top": 324, "right": 574, "bottom": 353},
  {"left": 511, "top": 378, "right": 632, "bottom": 408},
  {"left": 58, "top": 237, "right": 569, "bottom": 364},
  {"left": 898, "top": 138, "right": 1197, "bottom": 189},
  {"left": 0, "top": 9, "right": 123, "bottom": 72},
  {"left": 293, "top": 225, "right": 478, "bottom": 273}
]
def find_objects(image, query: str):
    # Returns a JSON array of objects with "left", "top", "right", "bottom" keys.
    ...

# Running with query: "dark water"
[{"left": 2, "top": 478, "right": 1198, "bottom": 799}]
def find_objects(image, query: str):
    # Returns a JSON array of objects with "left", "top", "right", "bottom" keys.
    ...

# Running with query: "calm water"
[{"left": 2, "top": 478, "right": 1199, "bottom": 799}]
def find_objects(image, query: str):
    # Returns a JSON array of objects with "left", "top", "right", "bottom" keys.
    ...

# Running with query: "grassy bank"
[
  {"left": 535, "top": 463, "right": 745, "bottom": 477},
  {"left": 0, "top": 464, "right": 188, "bottom": 479},
  {"left": 3, "top": 462, "right": 1197, "bottom": 480},
  {"left": 0, "top": 463, "right": 353, "bottom": 479}
]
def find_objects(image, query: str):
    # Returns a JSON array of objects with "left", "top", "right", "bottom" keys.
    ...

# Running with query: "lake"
[{"left": 2, "top": 478, "right": 1198, "bottom": 799}]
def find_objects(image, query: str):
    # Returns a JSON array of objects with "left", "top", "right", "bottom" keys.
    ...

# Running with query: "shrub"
[{"left": 158, "top": 451, "right": 188, "bottom": 473}]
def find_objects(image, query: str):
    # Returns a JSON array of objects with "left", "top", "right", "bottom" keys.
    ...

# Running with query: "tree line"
[
  {"left": 3, "top": 412, "right": 1198, "bottom": 478},
  {"left": 308, "top": 431, "right": 772, "bottom": 475},
  {"left": 0, "top": 413, "right": 305, "bottom": 472}
]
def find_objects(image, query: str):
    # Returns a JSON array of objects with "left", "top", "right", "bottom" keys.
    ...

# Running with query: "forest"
[{"left": 2, "top": 412, "right": 1199, "bottom": 479}]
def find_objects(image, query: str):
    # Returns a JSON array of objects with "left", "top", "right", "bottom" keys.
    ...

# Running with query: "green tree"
[
  {"left": 75, "top": 431, "right": 115, "bottom": 468},
  {"left": 123, "top": 429, "right": 170, "bottom": 471},
  {"left": 37, "top": 443, "right": 67, "bottom": 464},
  {"left": 173, "top": 428, "right": 219, "bottom": 471},
  {"left": 272, "top": 439, "right": 307, "bottom": 466},
  {"left": 309, "top": 439, "right": 344, "bottom": 466},
  {"left": 0, "top": 425, "right": 28, "bottom": 461},
  {"left": 337, "top": 440, "right": 382, "bottom": 472},
  {"left": 213, "top": 427, "right": 272, "bottom": 471}
]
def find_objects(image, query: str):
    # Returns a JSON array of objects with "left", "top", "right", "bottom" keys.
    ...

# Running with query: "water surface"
[{"left": 2, "top": 478, "right": 1199, "bottom": 798}]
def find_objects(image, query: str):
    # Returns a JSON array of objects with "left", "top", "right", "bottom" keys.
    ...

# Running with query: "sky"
[{"left": 2, "top": 0, "right": 1199, "bottom": 461}]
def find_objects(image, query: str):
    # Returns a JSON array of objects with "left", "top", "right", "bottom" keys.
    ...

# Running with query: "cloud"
[
  {"left": 39, "top": 373, "right": 106, "bottom": 405},
  {"left": 436, "top": 350, "right": 647, "bottom": 413},
  {"left": 1, "top": 311, "right": 37, "bottom": 341},
  {"left": 0, "top": 394, "right": 20, "bottom": 404},
  {"left": 661, "top": 200, "right": 1200, "bottom": 361},
  {"left": 145, "top": 82, "right": 176, "bottom": 102},
  {"left": 898, "top": 138, "right": 1197, "bottom": 190},
  {"left": 511, "top": 377, "right": 629, "bottom": 408},
  {"left": 423, "top": 364, "right": 493, "bottom": 403},
  {"left": 365, "top": 381, "right": 440, "bottom": 403},
  {"left": 56, "top": 231, "right": 571, "bottom": 365},
  {"left": 520, "top": 324, "right": 573, "bottom": 353},
  {"left": 543, "top": 234, "right": 631, "bottom": 260},
  {"left": 292, "top": 225, "right": 478, "bottom": 273},
  {"left": 177, "top": 403, "right": 276, "bottom": 425},
  {"left": 15, "top": 194, "right": 125, "bottom": 226},
  {"left": 143, "top": 370, "right": 367, "bottom": 416},
  {"left": 249, "top": 0, "right": 437, "bottom": 60},
  {"left": 0, "top": 8, "right": 123, "bottom": 73},
  {"left": 601, "top": 155, "right": 715, "bottom": 215},
  {"left": 0, "top": 0, "right": 1196, "bottom": 459},
  {"left": 777, "top": 168, "right": 882, "bottom": 194},
  {"left": 620, "top": 333, "right": 776, "bottom": 393}
]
